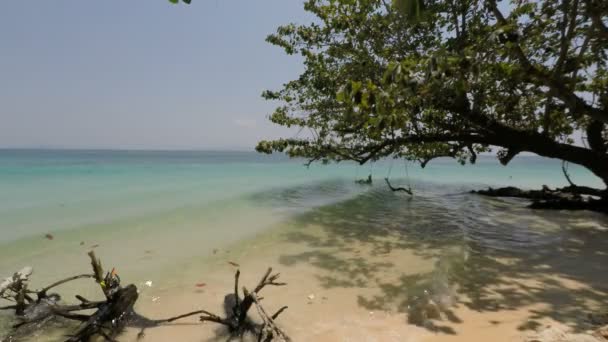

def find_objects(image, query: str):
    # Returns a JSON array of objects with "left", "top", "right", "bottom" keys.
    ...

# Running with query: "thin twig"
[
  {"left": 88, "top": 251, "right": 107, "bottom": 298},
  {"left": 251, "top": 293, "right": 290, "bottom": 342},
  {"left": 562, "top": 160, "right": 576, "bottom": 187},
  {"left": 37, "top": 274, "right": 94, "bottom": 299},
  {"left": 59, "top": 301, "right": 106, "bottom": 312},
  {"left": 271, "top": 306, "right": 288, "bottom": 320},
  {"left": 155, "top": 310, "right": 226, "bottom": 324},
  {"left": 234, "top": 269, "right": 241, "bottom": 313},
  {"left": 51, "top": 309, "right": 91, "bottom": 322},
  {"left": 199, "top": 310, "right": 232, "bottom": 326}
]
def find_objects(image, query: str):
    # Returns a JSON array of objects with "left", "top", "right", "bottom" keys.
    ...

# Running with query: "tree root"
[
  {"left": 472, "top": 186, "right": 607, "bottom": 214},
  {"left": 1, "top": 254, "right": 291, "bottom": 342}
]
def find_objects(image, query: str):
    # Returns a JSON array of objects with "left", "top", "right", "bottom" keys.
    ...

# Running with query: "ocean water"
[
  {"left": 0, "top": 149, "right": 602, "bottom": 243},
  {"left": 0, "top": 149, "right": 603, "bottom": 256},
  {"left": 0, "top": 149, "right": 607, "bottom": 340}
]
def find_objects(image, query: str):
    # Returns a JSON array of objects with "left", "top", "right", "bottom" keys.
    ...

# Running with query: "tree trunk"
[
  {"left": 519, "top": 133, "right": 608, "bottom": 192},
  {"left": 447, "top": 98, "right": 608, "bottom": 192},
  {"left": 525, "top": 143, "right": 608, "bottom": 193}
]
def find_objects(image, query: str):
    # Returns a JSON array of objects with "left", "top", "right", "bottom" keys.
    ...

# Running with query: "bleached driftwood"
[{"left": 0, "top": 267, "right": 32, "bottom": 298}]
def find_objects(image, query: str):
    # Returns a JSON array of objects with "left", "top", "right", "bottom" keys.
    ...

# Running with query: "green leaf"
[
  {"left": 350, "top": 81, "right": 363, "bottom": 96},
  {"left": 336, "top": 88, "right": 346, "bottom": 103}
]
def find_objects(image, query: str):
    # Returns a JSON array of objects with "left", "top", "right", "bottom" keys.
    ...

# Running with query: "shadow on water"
[{"left": 274, "top": 181, "right": 608, "bottom": 335}]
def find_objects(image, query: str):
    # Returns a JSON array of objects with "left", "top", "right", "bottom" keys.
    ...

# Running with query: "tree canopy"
[{"left": 257, "top": 0, "right": 608, "bottom": 192}]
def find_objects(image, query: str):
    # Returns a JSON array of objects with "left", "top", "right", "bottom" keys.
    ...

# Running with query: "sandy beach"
[{"left": 114, "top": 204, "right": 608, "bottom": 342}]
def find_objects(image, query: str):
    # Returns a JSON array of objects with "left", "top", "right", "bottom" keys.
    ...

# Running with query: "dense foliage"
[{"left": 257, "top": 0, "right": 608, "bottom": 190}]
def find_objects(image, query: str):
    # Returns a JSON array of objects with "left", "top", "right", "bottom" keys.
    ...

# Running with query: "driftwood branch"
[
  {"left": 0, "top": 267, "right": 32, "bottom": 298},
  {"left": 1, "top": 252, "right": 139, "bottom": 342},
  {"left": 271, "top": 306, "right": 288, "bottom": 320},
  {"left": 0, "top": 267, "right": 34, "bottom": 317},
  {"left": 384, "top": 178, "right": 413, "bottom": 195},
  {"left": 88, "top": 251, "right": 104, "bottom": 287},
  {"left": 67, "top": 284, "right": 139, "bottom": 342},
  {"left": 237, "top": 268, "right": 287, "bottom": 325},
  {"left": 148, "top": 268, "right": 290, "bottom": 340},
  {"left": 1, "top": 255, "right": 291, "bottom": 341},
  {"left": 36, "top": 274, "right": 94, "bottom": 300},
  {"left": 252, "top": 293, "right": 290, "bottom": 342},
  {"left": 234, "top": 269, "right": 241, "bottom": 314},
  {"left": 186, "top": 268, "right": 291, "bottom": 340},
  {"left": 198, "top": 310, "right": 232, "bottom": 326},
  {"left": 51, "top": 309, "right": 91, "bottom": 322}
]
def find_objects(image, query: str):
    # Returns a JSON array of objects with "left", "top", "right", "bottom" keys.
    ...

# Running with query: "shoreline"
[
  {"left": 1, "top": 185, "right": 607, "bottom": 341},
  {"left": 123, "top": 209, "right": 608, "bottom": 342}
]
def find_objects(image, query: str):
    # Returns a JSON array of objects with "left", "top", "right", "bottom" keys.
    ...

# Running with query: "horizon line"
[{"left": 0, "top": 147, "right": 259, "bottom": 153}]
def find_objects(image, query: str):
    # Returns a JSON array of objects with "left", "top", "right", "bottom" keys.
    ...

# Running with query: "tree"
[{"left": 257, "top": 0, "right": 608, "bottom": 201}]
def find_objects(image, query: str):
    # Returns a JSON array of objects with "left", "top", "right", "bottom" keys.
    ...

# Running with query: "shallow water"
[
  {"left": 124, "top": 184, "right": 608, "bottom": 341},
  {"left": 0, "top": 150, "right": 606, "bottom": 341}
]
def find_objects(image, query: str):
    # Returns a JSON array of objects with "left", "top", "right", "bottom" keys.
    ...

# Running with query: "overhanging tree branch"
[{"left": 487, "top": 0, "right": 608, "bottom": 124}]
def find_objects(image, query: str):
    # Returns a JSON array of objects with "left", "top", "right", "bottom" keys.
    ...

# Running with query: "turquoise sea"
[
  {"left": 0, "top": 149, "right": 602, "bottom": 242},
  {"left": 0, "top": 149, "right": 604, "bottom": 267},
  {"left": 1, "top": 149, "right": 607, "bottom": 341}
]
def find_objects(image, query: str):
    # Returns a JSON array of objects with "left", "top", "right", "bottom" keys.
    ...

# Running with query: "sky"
[{"left": 0, "top": 1, "right": 312, "bottom": 150}]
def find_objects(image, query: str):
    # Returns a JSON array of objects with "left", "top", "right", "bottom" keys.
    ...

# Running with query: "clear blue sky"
[{"left": 0, "top": 1, "right": 311, "bottom": 150}]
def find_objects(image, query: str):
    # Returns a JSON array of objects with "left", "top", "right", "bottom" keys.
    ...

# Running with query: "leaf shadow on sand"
[{"left": 275, "top": 185, "right": 608, "bottom": 335}]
